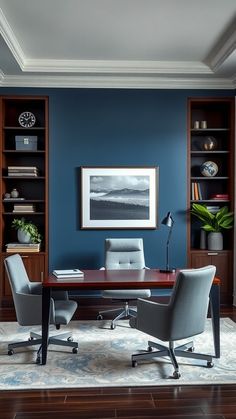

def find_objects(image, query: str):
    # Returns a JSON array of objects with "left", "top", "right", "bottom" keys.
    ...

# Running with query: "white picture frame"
[{"left": 81, "top": 166, "right": 158, "bottom": 229}]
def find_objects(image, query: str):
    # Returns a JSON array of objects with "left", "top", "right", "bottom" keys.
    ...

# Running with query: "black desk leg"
[
  {"left": 209, "top": 284, "right": 220, "bottom": 358},
  {"left": 41, "top": 287, "right": 51, "bottom": 365}
]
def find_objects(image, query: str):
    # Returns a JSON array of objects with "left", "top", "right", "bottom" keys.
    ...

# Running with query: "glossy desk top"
[{"left": 43, "top": 269, "right": 220, "bottom": 289}]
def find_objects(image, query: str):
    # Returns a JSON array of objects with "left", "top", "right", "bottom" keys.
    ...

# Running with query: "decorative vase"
[
  {"left": 207, "top": 232, "right": 223, "bottom": 251},
  {"left": 202, "top": 136, "right": 217, "bottom": 151},
  {"left": 200, "top": 161, "right": 218, "bottom": 177},
  {"left": 11, "top": 188, "right": 19, "bottom": 198},
  {"left": 17, "top": 229, "right": 31, "bottom": 244}
]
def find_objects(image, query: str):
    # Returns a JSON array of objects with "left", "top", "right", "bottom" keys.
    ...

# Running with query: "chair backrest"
[
  {"left": 4, "top": 254, "right": 31, "bottom": 295},
  {"left": 105, "top": 238, "right": 145, "bottom": 270},
  {"left": 168, "top": 265, "right": 216, "bottom": 340}
]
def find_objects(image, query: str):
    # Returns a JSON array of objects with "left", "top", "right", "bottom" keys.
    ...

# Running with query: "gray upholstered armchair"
[
  {"left": 4, "top": 254, "right": 78, "bottom": 363},
  {"left": 97, "top": 238, "right": 151, "bottom": 329},
  {"left": 130, "top": 265, "right": 216, "bottom": 379}
]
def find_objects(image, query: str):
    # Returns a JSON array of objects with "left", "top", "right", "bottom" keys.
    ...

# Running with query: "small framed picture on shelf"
[{"left": 81, "top": 166, "right": 159, "bottom": 229}]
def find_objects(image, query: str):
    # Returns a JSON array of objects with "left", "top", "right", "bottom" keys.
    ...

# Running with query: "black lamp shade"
[{"left": 161, "top": 211, "right": 174, "bottom": 228}]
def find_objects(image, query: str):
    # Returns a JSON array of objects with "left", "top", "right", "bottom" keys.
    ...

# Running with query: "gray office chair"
[
  {"left": 130, "top": 265, "right": 216, "bottom": 379},
  {"left": 4, "top": 254, "right": 78, "bottom": 363},
  {"left": 97, "top": 238, "right": 151, "bottom": 329}
]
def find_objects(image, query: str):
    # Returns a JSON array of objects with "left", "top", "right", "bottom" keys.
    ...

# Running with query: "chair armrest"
[
  {"left": 14, "top": 293, "right": 56, "bottom": 326},
  {"left": 136, "top": 298, "right": 169, "bottom": 339},
  {"left": 29, "top": 282, "right": 42, "bottom": 294}
]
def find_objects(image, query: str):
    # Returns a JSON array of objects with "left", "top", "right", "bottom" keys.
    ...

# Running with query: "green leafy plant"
[
  {"left": 12, "top": 218, "right": 42, "bottom": 243},
  {"left": 191, "top": 203, "right": 234, "bottom": 232}
]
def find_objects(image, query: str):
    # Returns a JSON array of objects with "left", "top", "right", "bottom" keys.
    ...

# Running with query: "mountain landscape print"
[{"left": 90, "top": 175, "right": 150, "bottom": 220}]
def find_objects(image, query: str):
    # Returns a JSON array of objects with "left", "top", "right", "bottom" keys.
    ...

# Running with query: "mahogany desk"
[{"left": 41, "top": 269, "right": 220, "bottom": 365}]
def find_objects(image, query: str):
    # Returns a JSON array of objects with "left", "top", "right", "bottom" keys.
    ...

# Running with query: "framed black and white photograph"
[{"left": 81, "top": 166, "right": 158, "bottom": 229}]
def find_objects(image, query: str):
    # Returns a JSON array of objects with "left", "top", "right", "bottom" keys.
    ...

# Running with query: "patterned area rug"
[{"left": 0, "top": 318, "right": 235, "bottom": 389}]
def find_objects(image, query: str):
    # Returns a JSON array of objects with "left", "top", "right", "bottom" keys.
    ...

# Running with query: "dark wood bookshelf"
[
  {"left": 0, "top": 95, "right": 49, "bottom": 306},
  {"left": 187, "top": 97, "right": 235, "bottom": 304}
]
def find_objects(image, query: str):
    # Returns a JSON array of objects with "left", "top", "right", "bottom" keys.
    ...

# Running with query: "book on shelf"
[
  {"left": 8, "top": 167, "right": 38, "bottom": 170},
  {"left": 6, "top": 243, "right": 40, "bottom": 248},
  {"left": 211, "top": 194, "right": 229, "bottom": 200},
  {"left": 6, "top": 248, "right": 40, "bottom": 253},
  {"left": 3, "top": 197, "right": 25, "bottom": 201},
  {"left": 194, "top": 182, "right": 199, "bottom": 200},
  {"left": 8, "top": 173, "right": 39, "bottom": 177},
  {"left": 53, "top": 269, "right": 84, "bottom": 279}
]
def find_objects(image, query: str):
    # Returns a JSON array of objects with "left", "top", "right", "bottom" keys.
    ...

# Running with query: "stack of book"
[
  {"left": 6, "top": 243, "right": 40, "bottom": 253},
  {"left": 53, "top": 269, "right": 84, "bottom": 280},
  {"left": 8, "top": 166, "right": 39, "bottom": 177},
  {"left": 206, "top": 205, "right": 220, "bottom": 214},
  {"left": 13, "top": 204, "right": 35, "bottom": 213},
  {"left": 211, "top": 194, "right": 229, "bottom": 201}
]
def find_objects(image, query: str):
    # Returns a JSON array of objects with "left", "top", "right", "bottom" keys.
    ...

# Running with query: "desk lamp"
[{"left": 160, "top": 211, "right": 176, "bottom": 273}]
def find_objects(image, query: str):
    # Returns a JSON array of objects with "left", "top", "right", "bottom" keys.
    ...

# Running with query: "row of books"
[
  {"left": 13, "top": 204, "right": 35, "bottom": 213},
  {"left": 191, "top": 182, "right": 203, "bottom": 200},
  {"left": 6, "top": 243, "right": 40, "bottom": 253},
  {"left": 192, "top": 184, "right": 229, "bottom": 201},
  {"left": 8, "top": 166, "right": 39, "bottom": 177}
]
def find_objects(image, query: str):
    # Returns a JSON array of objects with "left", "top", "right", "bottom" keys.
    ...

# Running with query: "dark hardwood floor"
[{"left": 0, "top": 304, "right": 236, "bottom": 419}]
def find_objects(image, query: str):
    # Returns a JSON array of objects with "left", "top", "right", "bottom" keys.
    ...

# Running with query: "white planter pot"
[
  {"left": 17, "top": 229, "right": 31, "bottom": 244},
  {"left": 207, "top": 232, "right": 223, "bottom": 251}
]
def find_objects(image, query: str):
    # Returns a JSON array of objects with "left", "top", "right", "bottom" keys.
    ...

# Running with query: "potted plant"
[
  {"left": 12, "top": 218, "right": 42, "bottom": 244},
  {"left": 191, "top": 204, "right": 234, "bottom": 250}
]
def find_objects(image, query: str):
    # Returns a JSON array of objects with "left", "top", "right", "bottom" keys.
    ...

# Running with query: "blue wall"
[{"left": 1, "top": 88, "right": 235, "bottom": 271}]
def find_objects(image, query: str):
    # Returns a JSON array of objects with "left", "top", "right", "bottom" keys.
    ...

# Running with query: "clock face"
[{"left": 18, "top": 111, "right": 36, "bottom": 128}]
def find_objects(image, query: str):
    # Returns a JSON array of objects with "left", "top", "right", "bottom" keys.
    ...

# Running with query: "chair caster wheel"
[
  {"left": 147, "top": 346, "right": 153, "bottom": 352},
  {"left": 72, "top": 347, "right": 78, "bottom": 354},
  {"left": 173, "top": 371, "right": 181, "bottom": 379},
  {"left": 207, "top": 361, "right": 214, "bottom": 368},
  {"left": 132, "top": 360, "right": 137, "bottom": 367},
  {"left": 8, "top": 349, "right": 14, "bottom": 356},
  {"left": 97, "top": 314, "right": 103, "bottom": 320},
  {"left": 111, "top": 323, "right": 116, "bottom": 330},
  {"left": 67, "top": 337, "right": 73, "bottom": 342}
]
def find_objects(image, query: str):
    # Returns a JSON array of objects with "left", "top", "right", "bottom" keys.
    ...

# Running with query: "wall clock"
[{"left": 18, "top": 111, "right": 36, "bottom": 128}]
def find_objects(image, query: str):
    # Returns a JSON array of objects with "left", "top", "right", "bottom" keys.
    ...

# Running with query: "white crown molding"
[
  {"left": 0, "top": 7, "right": 25, "bottom": 69},
  {"left": 23, "top": 58, "right": 212, "bottom": 75},
  {"left": 205, "top": 19, "right": 236, "bottom": 72},
  {"left": 0, "top": 73, "right": 234, "bottom": 89}
]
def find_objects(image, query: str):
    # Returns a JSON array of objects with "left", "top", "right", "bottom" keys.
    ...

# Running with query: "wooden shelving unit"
[
  {"left": 187, "top": 97, "right": 235, "bottom": 304},
  {"left": 0, "top": 96, "right": 48, "bottom": 306}
]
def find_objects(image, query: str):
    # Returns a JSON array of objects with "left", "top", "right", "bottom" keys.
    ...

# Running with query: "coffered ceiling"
[{"left": 0, "top": 0, "right": 235, "bottom": 89}]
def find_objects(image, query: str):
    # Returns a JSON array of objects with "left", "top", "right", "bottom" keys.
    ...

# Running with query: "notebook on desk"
[{"left": 53, "top": 269, "right": 84, "bottom": 279}]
